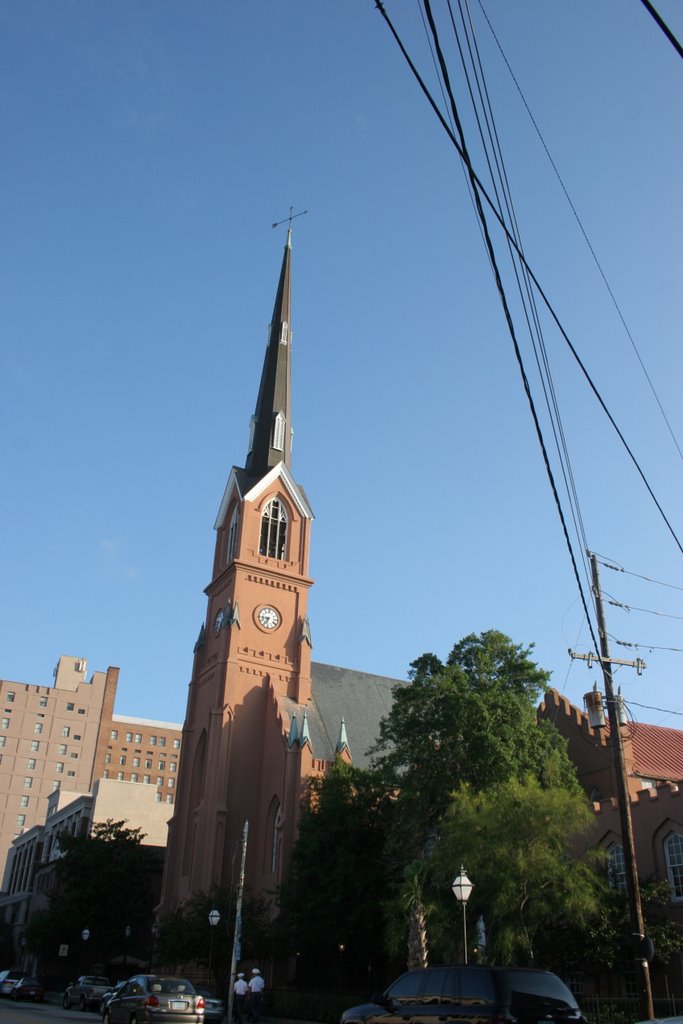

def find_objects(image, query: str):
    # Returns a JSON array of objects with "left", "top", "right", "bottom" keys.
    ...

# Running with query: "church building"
[{"left": 158, "top": 233, "right": 404, "bottom": 913}]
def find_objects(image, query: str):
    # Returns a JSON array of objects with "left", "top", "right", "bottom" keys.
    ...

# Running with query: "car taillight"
[
  {"left": 145, "top": 996, "right": 160, "bottom": 1007},
  {"left": 196, "top": 996, "right": 205, "bottom": 1009}
]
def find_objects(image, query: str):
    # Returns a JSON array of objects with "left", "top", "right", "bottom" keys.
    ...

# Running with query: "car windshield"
[
  {"left": 21, "top": 978, "right": 40, "bottom": 985},
  {"left": 499, "top": 971, "right": 579, "bottom": 1010}
]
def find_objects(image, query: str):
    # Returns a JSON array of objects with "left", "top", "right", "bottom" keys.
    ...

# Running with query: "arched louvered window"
[
  {"left": 280, "top": 321, "right": 288, "bottom": 345},
  {"left": 606, "top": 842, "right": 626, "bottom": 891},
  {"left": 259, "top": 498, "right": 287, "bottom": 559},
  {"left": 227, "top": 505, "right": 239, "bottom": 563},
  {"left": 272, "top": 412, "right": 286, "bottom": 452},
  {"left": 664, "top": 832, "right": 683, "bottom": 900}
]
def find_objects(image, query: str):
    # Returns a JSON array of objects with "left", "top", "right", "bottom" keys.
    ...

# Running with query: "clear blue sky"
[{"left": 1, "top": 2, "right": 681, "bottom": 732}]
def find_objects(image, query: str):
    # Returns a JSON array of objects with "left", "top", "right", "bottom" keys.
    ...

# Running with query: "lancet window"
[{"left": 259, "top": 498, "right": 287, "bottom": 559}]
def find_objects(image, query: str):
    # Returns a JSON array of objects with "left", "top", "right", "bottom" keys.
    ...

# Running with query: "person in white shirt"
[
  {"left": 233, "top": 972, "right": 249, "bottom": 1023},
  {"left": 248, "top": 968, "right": 265, "bottom": 1023}
]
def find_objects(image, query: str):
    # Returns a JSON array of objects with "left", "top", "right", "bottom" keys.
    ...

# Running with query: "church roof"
[
  {"left": 622, "top": 720, "right": 683, "bottom": 781},
  {"left": 283, "top": 661, "right": 406, "bottom": 769}
]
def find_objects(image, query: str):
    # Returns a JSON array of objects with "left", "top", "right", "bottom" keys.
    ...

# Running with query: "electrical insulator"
[{"left": 615, "top": 687, "right": 628, "bottom": 726}]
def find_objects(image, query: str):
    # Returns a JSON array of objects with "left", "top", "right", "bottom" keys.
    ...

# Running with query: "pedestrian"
[
  {"left": 248, "top": 968, "right": 265, "bottom": 1023},
  {"left": 233, "top": 973, "right": 248, "bottom": 1024}
]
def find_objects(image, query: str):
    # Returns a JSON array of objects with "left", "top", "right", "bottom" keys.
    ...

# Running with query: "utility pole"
[
  {"left": 226, "top": 820, "right": 249, "bottom": 1024},
  {"left": 579, "top": 553, "right": 654, "bottom": 1020}
]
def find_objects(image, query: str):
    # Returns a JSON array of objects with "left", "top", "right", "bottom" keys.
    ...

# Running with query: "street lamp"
[
  {"left": 80, "top": 928, "right": 90, "bottom": 974},
  {"left": 207, "top": 909, "right": 220, "bottom": 988},
  {"left": 452, "top": 867, "right": 473, "bottom": 965}
]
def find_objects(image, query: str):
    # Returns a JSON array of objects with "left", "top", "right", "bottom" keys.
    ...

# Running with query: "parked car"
[
  {"left": 103, "top": 974, "right": 205, "bottom": 1024},
  {"left": 0, "top": 970, "right": 24, "bottom": 997},
  {"left": 341, "top": 965, "right": 585, "bottom": 1024},
  {"left": 100, "top": 981, "right": 128, "bottom": 1015},
  {"left": 9, "top": 976, "right": 45, "bottom": 1001},
  {"left": 195, "top": 987, "right": 225, "bottom": 1023},
  {"left": 63, "top": 975, "right": 112, "bottom": 1011}
]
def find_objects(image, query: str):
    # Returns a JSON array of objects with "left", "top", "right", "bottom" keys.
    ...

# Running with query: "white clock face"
[
  {"left": 214, "top": 609, "right": 224, "bottom": 634},
  {"left": 258, "top": 606, "right": 280, "bottom": 630}
]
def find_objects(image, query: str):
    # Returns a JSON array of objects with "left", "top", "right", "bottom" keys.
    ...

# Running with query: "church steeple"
[{"left": 245, "top": 230, "right": 293, "bottom": 478}]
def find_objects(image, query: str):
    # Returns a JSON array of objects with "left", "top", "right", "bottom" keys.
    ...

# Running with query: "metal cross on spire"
[{"left": 272, "top": 206, "right": 308, "bottom": 230}]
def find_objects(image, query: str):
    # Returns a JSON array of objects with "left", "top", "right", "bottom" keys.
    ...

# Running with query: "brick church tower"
[{"left": 158, "top": 230, "right": 317, "bottom": 910}]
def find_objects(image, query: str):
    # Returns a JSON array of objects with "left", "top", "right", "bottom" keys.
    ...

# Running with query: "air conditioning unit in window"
[{"left": 75, "top": 659, "right": 87, "bottom": 673}]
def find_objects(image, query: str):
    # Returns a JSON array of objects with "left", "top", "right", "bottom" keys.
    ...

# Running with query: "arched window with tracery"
[
  {"left": 259, "top": 498, "right": 287, "bottom": 559},
  {"left": 664, "top": 832, "right": 683, "bottom": 900},
  {"left": 271, "top": 802, "right": 283, "bottom": 874},
  {"left": 606, "top": 842, "right": 626, "bottom": 891}
]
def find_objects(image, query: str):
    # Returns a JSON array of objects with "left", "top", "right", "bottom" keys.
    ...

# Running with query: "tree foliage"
[
  {"left": 427, "top": 776, "right": 601, "bottom": 966},
  {"left": 24, "top": 819, "right": 157, "bottom": 969},
  {"left": 277, "top": 759, "right": 396, "bottom": 985}
]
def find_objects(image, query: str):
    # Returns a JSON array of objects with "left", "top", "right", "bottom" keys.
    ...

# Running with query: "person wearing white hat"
[
  {"left": 248, "top": 968, "right": 265, "bottom": 1023},
  {"left": 233, "top": 972, "right": 248, "bottom": 1023}
]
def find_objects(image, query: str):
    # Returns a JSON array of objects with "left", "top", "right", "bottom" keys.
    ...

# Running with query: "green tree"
[
  {"left": 24, "top": 819, "right": 157, "bottom": 969},
  {"left": 427, "top": 776, "right": 601, "bottom": 966},
  {"left": 277, "top": 759, "right": 396, "bottom": 986}
]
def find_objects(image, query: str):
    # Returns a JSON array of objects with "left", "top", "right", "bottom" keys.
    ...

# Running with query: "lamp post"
[
  {"left": 207, "top": 909, "right": 220, "bottom": 988},
  {"left": 338, "top": 943, "right": 345, "bottom": 991},
  {"left": 452, "top": 867, "right": 473, "bottom": 965},
  {"left": 80, "top": 928, "right": 90, "bottom": 973},
  {"left": 123, "top": 925, "right": 131, "bottom": 972}
]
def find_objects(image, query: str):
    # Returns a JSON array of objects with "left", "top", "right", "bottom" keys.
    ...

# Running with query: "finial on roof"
[
  {"left": 336, "top": 716, "right": 350, "bottom": 755},
  {"left": 300, "top": 709, "right": 311, "bottom": 747},
  {"left": 288, "top": 714, "right": 299, "bottom": 748}
]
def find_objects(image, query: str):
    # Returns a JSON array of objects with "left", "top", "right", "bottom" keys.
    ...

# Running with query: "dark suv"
[{"left": 341, "top": 966, "right": 585, "bottom": 1024}]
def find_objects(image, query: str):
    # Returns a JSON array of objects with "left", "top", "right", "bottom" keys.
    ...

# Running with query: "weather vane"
[{"left": 272, "top": 206, "right": 308, "bottom": 230}]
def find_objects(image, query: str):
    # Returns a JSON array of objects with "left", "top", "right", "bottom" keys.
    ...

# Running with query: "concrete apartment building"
[{"left": 0, "top": 655, "right": 182, "bottom": 890}]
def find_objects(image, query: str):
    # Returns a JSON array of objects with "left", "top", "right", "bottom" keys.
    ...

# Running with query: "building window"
[
  {"left": 143, "top": 775, "right": 150, "bottom": 785},
  {"left": 6, "top": 692, "right": 15, "bottom": 703},
  {"left": 664, "top": 833, "right": 683, "bottom": 900},
  {"left": 31, "top": 740, "right": 40, "bottom": 752},
  {"left": 606, "top": 843, "right": 627, "bottom": 891},
  {"left": 27, "top": 758, "right": 36, "bottom": 770},
  {"left": 66, "top": 702, "right": 74, "bottom": 711},
  {"left": 2, "top": 718, "right": 9, "bottom": 729},
  {"left": 56, "top": 763, "right": 64, "bottom": 774},
  {"left": 156, "top": 777, "right": 163, "bottom": 786},
  {"left": 59, "top": 744, "right": 67, "bottom": 755},
  {"left": 34, "top": 722, "right": 43, "bottom": 734},
  {"left": 39, "top": 697, "right": 48, "bottom": 708},
  {"left": 133, "top": 756, "right": 140, "bottom": 767},
  {"left": 67, "top": 770, "right": 75, "bottom": 777},
  {"left": 174, "top": 739, "right": 181, "bottom": 749},
  {"left": 158, "top": 762, "right": 165, "bottom": 771},
  {"left": 131, "top": 773, "right": 138, "bottom": 782},
  {"left": 52, "top": 780, "right": 60, "bottom": 790},
  {"left": 126, "top": 732, "right": 133, "bottom": 742},
  {"left": 20, "top": 796, "right": 29, "bottom": 808},
  {"left": 73, "top": 734, "right": 81, "bottom": 741},
  {"left": 272, "top": 411, "right": 286, "bottom": 451},
  {"left": 150, "top": 736, "right": 157, "bottom": 746},
  {"left": 0, "top": 736, "right": 5, "bottom": 748},
  {"left": 145, "top": 759, "right": 152, "bottom": 769},
  {"left": 104, "top": 753, "right": 112, "bottom": 765},
  {"left": 155, "top": 792, "right": 161, "bottom": 803},
  {"left": 119, "top": 756, "right": 126, "bottom": 766},
  {"left": 103, "top": 770, "right": 109, "bottom": 779},
  {"left": 24, "top": 777, "right": 33, "bottom": 789},
  {"left": 259, "top": 497, "right": 288, "bottom": 559},
  {"left": 159, "top": 737, "right": 166, "bottom": 748},
  {"left": 111, "top": 729, "right": 118, "bottom": 739},
  {"left": 70, "top": 752, "right": 78, "bottom": 759},
  {"left": 17, "top": 814, "right": 26, "bottom": 827},
  {"left": 168, "top": 778, "right": 175, "bottom": 789},
  {"left": 62, "top": 726, "right": 70, "bottom": 738},
  {"left": 166, "top": 794, "right": 174, "bottom": 804},
  {"left": 78, "top": 708, "right": 85, "bottom": 715},
  {"left": 170, "top": 762, "right": 177, "bottom": 772},
  {"left": 227, "top": 506, "right": 239, "bottom": 563},
  {"left": 117, "top": 771, "right": 124, "bottom": 781}
]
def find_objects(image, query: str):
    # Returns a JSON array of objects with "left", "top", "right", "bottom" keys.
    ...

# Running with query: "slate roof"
[
  {"left": 626, "top": 720, "right": 683, "bottom": 781},
  {"left": 280, "top": 661, "right": 407, "bottom": 769}
]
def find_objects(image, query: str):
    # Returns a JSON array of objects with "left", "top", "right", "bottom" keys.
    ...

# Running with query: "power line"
[
  {"left": 373, "top": 0, "right": 683, "bottom": 558},
  {"left": 596, "top": 555, "right": 683, "bottom": 592},
  {"left": 638, "top": 0, "right": 683, "bottom": 61}
]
